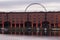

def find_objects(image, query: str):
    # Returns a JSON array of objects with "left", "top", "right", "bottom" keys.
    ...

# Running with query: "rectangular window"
[
  {"left": 20, "top": 23, "right": 23, "bottom": 27},
  {"left": 33, "top": 23, "right": 36, "bottom": 27},
  {"left": 16, "top": 24, "right": 19, "bottom": 27},
  {"left": 0, "top": 24, "right": 2, "bottom": 28}
]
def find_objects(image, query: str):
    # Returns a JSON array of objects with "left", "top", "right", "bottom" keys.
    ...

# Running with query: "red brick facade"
[
  {"left": 0, "top": 12, "right": 60, "bottom": 27},
  {"left": 0, "top": 12, "right": 60, "bottom": 36}
]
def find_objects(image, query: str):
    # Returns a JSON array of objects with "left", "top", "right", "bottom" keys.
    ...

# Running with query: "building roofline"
[{"left": 0, "top": 11, "right": 60, "bottom": 14}]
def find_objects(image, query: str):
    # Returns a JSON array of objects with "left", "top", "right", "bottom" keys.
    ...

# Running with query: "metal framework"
[{"left": 25, "top": 3, "right": 47, "bottom": 21}]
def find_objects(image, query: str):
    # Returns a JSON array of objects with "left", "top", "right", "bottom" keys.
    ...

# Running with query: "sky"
[{"left": 0, "top": 0, "right": 60, "bottom": 12}]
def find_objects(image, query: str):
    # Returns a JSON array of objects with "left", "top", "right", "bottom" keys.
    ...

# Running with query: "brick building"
[{"left": 0, "top": 12, "right": 60, "bottom": 36}]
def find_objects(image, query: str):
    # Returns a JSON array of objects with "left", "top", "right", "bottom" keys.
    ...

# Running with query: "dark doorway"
[{"left": 4, "top": 21, "right": 11, "bottom": 34}]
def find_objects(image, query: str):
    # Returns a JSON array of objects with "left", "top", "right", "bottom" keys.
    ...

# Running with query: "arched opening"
[
  {"left": 4, "top": 21, "right": 11, "bottom": 28},
  {"left": 42, "top": 21, "right": 49, "bottom": 28},
  {"left": 42, "top": 21, "right": 49, "bottom": 36},
  {"left": 4, "top": 21, "right": 11, "bottom": 34},
  {"left": 25, "top": 21, "right": 32, "bottom": 35}
]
